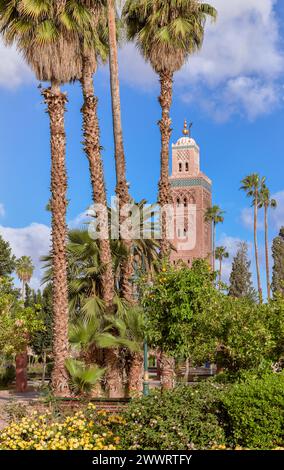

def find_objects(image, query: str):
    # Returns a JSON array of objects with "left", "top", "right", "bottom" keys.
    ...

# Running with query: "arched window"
[
  {"left": 177, "top": 198, "right": 180, "bottom": 206},
  {"left": 184, "top": 198, "right": 187, "bottom": 207},
  {"left": 185, "top": 162, "right": 189, "bottom": 172},
  {"left": 179, "top": 162, "right": 182, "bottom": 172}
]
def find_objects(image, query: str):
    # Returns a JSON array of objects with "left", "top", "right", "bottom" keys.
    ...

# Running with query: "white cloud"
[
  {"left": 0, "top": 203, "right": 5, "bottom": 217},
  {"left": 68, "top": 210, "right": 92, "bottom": 229},
  {"left": 0, "top": 223, "right": 51, "bottom": 290},
  {"left": 0, "top": 40, "right": 32, "bottom": 89},
  {"left": 240, "top": 206, "right": 265, "bottom": 231},
  {"left": 241, "top": 189, "right": 284, "bottom": 233},
  {"left": 179, "top": 0, "right": 283, "bottom": 85},
  {"left": 118, "top": 43, "right": 157, "bottom": 91},
  {"left": 117, "top": 0, "right": 284, "bottom": 120},
  {"left": 270, "top": 190, "right": 284, "bottom": 231}
]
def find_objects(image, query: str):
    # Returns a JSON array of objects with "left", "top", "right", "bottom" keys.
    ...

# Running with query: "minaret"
[{"left": 169, "top": 121, "right": 212, "bottom": 265}]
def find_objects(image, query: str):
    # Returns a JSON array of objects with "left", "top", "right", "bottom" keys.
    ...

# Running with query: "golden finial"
[
  {"left": 183, "top": 120, "right": 193, "bottom": 137},
  {"left": 183, "top": 119, "right": 189, "bottom": 136}
]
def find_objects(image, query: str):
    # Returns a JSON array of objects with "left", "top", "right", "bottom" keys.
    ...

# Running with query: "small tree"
[
  {"left": 141, "top": 259, "right": 216, "bottom": 359},
  {"left": 272, "top": 227, "right": 284, "bottom": 298},
  {"left": 0, "top": 278, "right": 44, "bottom": 392},
  {"left": 229, "top": 242, "right": 256, "bottom": 301}
]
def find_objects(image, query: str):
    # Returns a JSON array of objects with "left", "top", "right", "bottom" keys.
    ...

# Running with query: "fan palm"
[
  {"left": 241, "top": 174, "right": 265, "bottom": 303},
  {"left": 15, "top": 256, "right": 34, "bottom": 301},
  {"left": 103, "top": 307, "right": 146, "bottom": 396},
  {"left": 258, "top": 183, "right": 277, "bottom": 301},
  {"left": 123, "top": 0, "right": 217, "bottom": 258},
  {"left": 215, "top": 246, "right": 229, "bottom": 286},
  {"left": 204, "top": 205, "right": 225, "bottom": 272},
  {"left": 65, "top": 357, "right": 105, "bottom": 395}
]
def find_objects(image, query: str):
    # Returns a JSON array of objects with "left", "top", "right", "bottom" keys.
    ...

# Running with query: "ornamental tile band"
[{"left": 170, "top": 177, "right": 212, "bottom": 192}]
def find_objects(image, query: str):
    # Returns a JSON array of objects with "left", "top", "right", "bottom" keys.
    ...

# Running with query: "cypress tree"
[
  {"left": 272, "top": 227, "right": 284, "bottom": 297},
  {"left": 229, "top": 242, "right": 256, "bottom": 300}
]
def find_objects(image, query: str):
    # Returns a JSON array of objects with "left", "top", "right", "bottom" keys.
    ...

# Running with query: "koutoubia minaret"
[{"left": 169, "top": 121, "right": 212, "bottom": 266}]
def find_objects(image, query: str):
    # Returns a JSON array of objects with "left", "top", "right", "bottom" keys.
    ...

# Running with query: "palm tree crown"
[
  {"left": 15, "top": 256, "right": 34, "bottom": 284},
  {"left": 204, "top": 205, "right": 225, "bottom": 225},
  {"left": 215, "top": 246, "right": 229, "bottom": 261},
  {"left": 258, "top": 183, "right": 277, "bottom": 210},
  {"left": 123, "top": 0, "right": 217, "bottom": 73}
]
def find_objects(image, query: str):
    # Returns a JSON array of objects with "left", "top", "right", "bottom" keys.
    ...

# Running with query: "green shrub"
[
  {"left": 222, "top": 371, "right": 284, "bottom": 449},
  {"left": 119, "top": 382, "right": 226, "bottom": 450},
  {"left": 0, "top": 364, "right": 15, "bottom": 387}
]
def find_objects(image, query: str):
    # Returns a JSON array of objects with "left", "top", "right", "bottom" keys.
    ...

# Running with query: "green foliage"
[
  {"left": 0, "top": 235, "right": 16, "bottom": 277},
  {"left": 229, "top": 242, "right": 256, "bottom": 300},
  {"left": 272, "top": 227, "right": 284, "bottom": 297},
  {"left": 118, "top": 382, "right": 225, "bottom": 450},
  {"left": 189, "top": 295, "right": 275, "bottom": 371},
  {"left": 65, "top": 358, "right": 105, "bottom": 395},
  {"left": 0, "top": 278, "right": 44, "bottom": 355},
  {"left": 0, "top": 363, "right": 15, "bottom": 387},
  {"left": 222, "top": 372, "right": 284, "bottom": 449},
  {"left": 31, "top": 284, "right": 53, "bottom": 356},
  {"left": 141, "top": 259, "right": 216, "bottom": 357},
  {"left": 265, "top": 295, "right": 284, "bottom": 363}
]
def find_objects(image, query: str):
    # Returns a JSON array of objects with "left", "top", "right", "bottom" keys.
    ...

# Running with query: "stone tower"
[{"left": 169, "top": 121, "right": 212, "bottom": 266}]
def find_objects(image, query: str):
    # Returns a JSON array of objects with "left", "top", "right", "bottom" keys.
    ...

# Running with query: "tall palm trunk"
[
  {"left": 80, "top": 53, "right": 114, "bottom": 306},
  {"left": 128, "top": 352, "right": 143, "bottom": 397},
  {"left": 15, "top": 352, "right": 28, "bottom": 393},
  {"left": 16, "top": 281, "right": 28, "bottom": 393},
  {"left": 158, "top": 71, "right": 174, "bottom": 390},
  {"left": 42, "top": 81, "right": 70, "bottom": 396},
  {"left": 219, "top": 257, "right": 222, "bottom": 286},
  {"left": 158, "top": 71, "right": 173, "bottom": 258},
  {"left": 264, "top": 204, "right": 271, "bottom": 300},
  {"left": 21, "top": 280, "right": 25, "bottom": 301},
  {"left": 160, "top": 353, "right": 175, "bottom": 390},
  {"left": 105, "top": 348, "right": 123, "bottom": 398},
  {"left": 107, "top": 0, "right": 133, "bottom": 304},
  {"left": 212, "top": 222, "right": 216, "bottom": 272},
  {"left": 254, "top": 197, "right": 262, "bottom": 303}
]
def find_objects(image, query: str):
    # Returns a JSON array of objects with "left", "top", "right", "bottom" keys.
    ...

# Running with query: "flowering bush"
[
  {"left": 0, "top": 404, "right": 125, "bottom": 450},
  {"left": 118, "top": 382, "right": 226, "bottom": 450}
]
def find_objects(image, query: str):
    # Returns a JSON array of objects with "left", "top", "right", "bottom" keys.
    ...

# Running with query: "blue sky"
[{"left": 0, "top": 0, "right": 284, "bottom": 289}]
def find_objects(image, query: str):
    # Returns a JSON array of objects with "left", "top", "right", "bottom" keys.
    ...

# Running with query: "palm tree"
[
  {"left": 106, "top": 0, "right": 134, "bottom": 304},
  {"left": 258, "top": 183, "right": 277, "bottom": 301},
  {"left": 74, "top": 1, "right": 115, "bottom": 308},
  {"left": 15, "top": 256, "right": 34, "bottom": 301},
  {"left": 14, "top": 255, "right": 34, "bottom": 393},
  {"left": 215, "top": 246, "right": 229, "bottom": 286},
  {"left": 123, "top": 0, "right": 217, "bottom": 259},
  {"left": 241, "top": 174, "right": 265, "bottom": 303},
  {"left": 204, "top": 205, "right": 225, "bottom": 272},
  {"left": 0, "top": 0, "right": 86, "bottom": 396}
]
